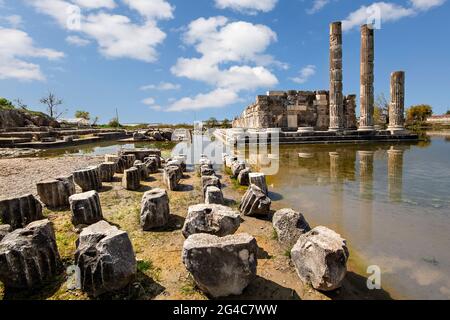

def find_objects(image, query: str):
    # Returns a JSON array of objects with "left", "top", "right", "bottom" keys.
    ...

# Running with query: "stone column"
[
  {"left": 388, "top": 71, "right": 406, "bottom": 132},
  {"left": 359, "top": 24, "right": 375, "bottom": 131},
  {"left": 329, "top": 22, "right": 344, "bottom": 131},
  {"left": 388, "top": 146, "right": 404, "bottom": 202}
]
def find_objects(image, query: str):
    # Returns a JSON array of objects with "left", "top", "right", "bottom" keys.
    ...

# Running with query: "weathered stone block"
[
  {"left": 201, "top": 176, "right": 221, "bottom": 196},
  {"left": 121, "top": 154, "right": 136, "bottom": 169},
  {"left": 98, "top": 162, "right": 116, "bottom": 182},
  {"left": 75, "top": 221, "right": 136, "bottom": 297},
  {"left": 163, "top": 166, "right": 180, "bottom": 191},
  {"left": 0, "top": 194, "right": 43, "bottom": 230},
  {"left": 205, "top": 186, "right": 224, "bottom": 205},
  {"left": 238, "top": 168, "right": 251, "bottom": 186},
  {"left": 273, "top": 208, "right": 310, "bottom": 248},
  {"left": 122, "top": 167, "right": 140, "bottom": 191},
  {"left": 200, "top": 165, "right": 215, "bottom": 177},
  {"left": 73, "top": 166, "right": 102, "bottom": 192},
  {"left": 133, "top": 161, "right": 148, "bottom": 180},
  {"left": 291, "top": 226, "right": 349, "bottom": 291},
  {"left": 249, "top": 173, "right": 268, "bottom": 195},
  {"left": 231, "top": 160, "right": 246, "bottom": 178},
  {"left": 144, "top": 157, "right": 159, "bottom": 174},
  {"left": 36, "top": 175, "right": 76, "bottom": 209},
  {"left": 69, "top": 190, "right": 103, "bottom": 226},
  {"left": 0, "top": 219, "right": 61, "bottom": 289},
  {"left": 0, "top": 225, "right": 11, "bottom": 242},
  {"left": 140, "top": 189, "right": 170, "bottom": 231},
  {"left": 182, "top": 204, "right": 240, "bottom": 238},
  {"left": 182, "top": 233, "right": 257, "bottom": 297},
  {"left": 239, "top": 184, "right": 271, "bottom": 216}
]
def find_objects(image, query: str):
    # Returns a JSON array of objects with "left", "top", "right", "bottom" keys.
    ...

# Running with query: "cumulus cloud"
[
  {"left": 25, "top": 0, "right": 172, "bottom": 62},
  {"left": 214, "top": 0, "right": 278, "bottom": 14},
  {"left": 290, "top": 65, "right": 316, "bottom": 84},
  {"left": 410, "top": 0, "right": 446, "bottom": 10},
  {"left": 168, "top": 16, "right": 279, "bottom": 111},
  {"left": 123, "top": 0, "right": 174, "bottom": 20},
  {"left": 72, "top": 0, "right": 116, "bottom": 9},
  {"left": 342, "top": 1, "right": 447, "bottom": 31},
  {"left": 307, "top": 0, "right": 330, "bottom": 14},
  {"left": 140, "top": 81, "right": 180, "bottom": 91},
  {"left": 1, "top": 15, "right": 24, "bottom": 28},
  {"left": 142, "top": 97, "right": 156, "bottom": 105},
  {"left": 0, "top": 27, "right": 64, "bottom": 81},
  {"left": 65, "top": 35, "right": 90, "bottom": 46},
  {"left": 167, "top": 88, "right": 239, "bottom": 112}
]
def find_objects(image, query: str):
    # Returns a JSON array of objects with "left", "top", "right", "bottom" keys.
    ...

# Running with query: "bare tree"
[
  {"left": 14, "top": 98, "right": 28, "bottom": 110},
  {"left": 40, "top": 92, "right": 65, "bottom": 119}
]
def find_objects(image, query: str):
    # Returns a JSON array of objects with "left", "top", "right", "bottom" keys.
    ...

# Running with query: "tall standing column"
[
  {"left": 359, "top": 24, "right": 375, "bottom": 131},
  {"left": 388, "top": 71, "right": 406, "bottom": 132},
  {"left": 329, "top": 22, "right": 344, "bottom": 131},
  {"left": 388, "top": 146, "right": 404, "bottom": 202}
]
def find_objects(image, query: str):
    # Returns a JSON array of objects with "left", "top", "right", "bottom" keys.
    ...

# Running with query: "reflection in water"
[
  {"left": 387, "top": 146, "right": 404, "bottom": 203},
  {"left": 358, "top": 151, "right": 374, "bottom": 244},
  {"left": 238, "top": 137, "right": 450, "bottom": 299},
  {"left": 329, "top": 152, "right": 344, "bottom": 233}
]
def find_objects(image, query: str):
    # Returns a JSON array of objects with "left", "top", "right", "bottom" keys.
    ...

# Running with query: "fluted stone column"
[
  {"left": 388, "top": 71, "right": 406, "bottom": 132},
  {"left": 359, "top": 24, "right": 375, "bottom": 131},
  {"left": 388, "top": 147, "right": 404, "bottom": 202},
  {"left": 329, "top": 22, "right": 344, "bottom": 131}
]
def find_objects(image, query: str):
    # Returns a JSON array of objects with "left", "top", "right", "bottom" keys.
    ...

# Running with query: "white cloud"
[
  {"left": 290, "top": 65, "right": 316, "bottom": 84},
  {"left": 25, "top": 0, "right": 172, "bottom": 62},
  {"left": 342, "top": 1, "right": 447, "bottom": 31},
  {"left": 307, "top": 0, "right": 330, "bottom": 14},
  {"left": 167, "top": 88, "right": 239, "bottom": 112},
  {"left": 150, "top": 105, "right": 162, "bottom": 111},
  {"left": 0, "top": 27, "right": 64, "bottom": 81},
  {"left": 215, "top": 0, "right": 278, "bottom": 14},
  {"left": 140, "top": 81, "right": 180, "bottom": 91},
  {"left": 410, "top": 0, "right": 446, "bottom": 10},
  {"left": 168, "top": 16, "right": 279, "bottom": 111},
  {"left": 66, "top": 35, "right": 90, "bottom": 46},
  {"left": 72, "top": 0, "right": 116, "bottom": 9},
  {"left": 142, "top": 97, "right": 156, "bottom": 105},
  {"left": 1, "top": 15, "right": 24, "bottom": 28},
  {"left": 123, "top": 0, "right": 174, "bottom": 20}
]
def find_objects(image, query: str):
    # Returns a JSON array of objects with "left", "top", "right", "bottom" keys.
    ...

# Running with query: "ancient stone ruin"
[
  {"left": 291, "top": 226, "right": 349, "bottom": 291},
  {"left": 0, "top": 194, "right": 44, "bottom": 230},
  {"left": 140, "top": 188, "right": 170, "bottom": 230},
  {"left": 73, "top": 166, "right": 102, "bottom": 192},
  {"left": 0, "top": 219, "right": 61, "bottom": 289},
  {"left": 69, "top": 190, "right": 104, "bottom": 226},
  {"left": 182, "top": 204, "right": 240, "bottom": 238},
  {"left": 272, "top": 208, "right": 311, "bottom": 248},
  {"left": 239, "top": 184, "right": 271, "bottom": 216},
  {"left": 122, "top": 167, "right": 140, "bottom": 191},
  {"left": 74, "top": 220, "right": 136, "bottom": 297},
  {"left": 182, "top": 233, "right": 257, "bottom": 298},
  {"left": 36, "top": 175, "right": 76, "bottom": 209}
]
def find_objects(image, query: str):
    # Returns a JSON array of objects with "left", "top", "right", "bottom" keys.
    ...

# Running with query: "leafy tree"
[
  {"left": 91, "top": 116, "right": 99, "bottom": 126},
  {"left": 40, "top": 92, "right": 65, "bottom": 119},
  {"left": 221, "top": 118, "right": 231, "bottom": 128},
  {"left": 75, "top": 110, "right": 90, "bottom": 120},
  {"left": 205, "top": 117, "right": 219, "bottom": 128},
  {"left": 108, "top": 117, "right": 120, "bottom": 128},
  {"left": 446, "top": 110, "right": 450, "bottom": 115},
  {"left": 406, "top": 104, "right": 433, "bottom": 124},
  {"left": 374, "top": 93, "right": 389, "bottom": 125},
  {"left": 0, "top": 97, "right": 15, "bottom": 110}
]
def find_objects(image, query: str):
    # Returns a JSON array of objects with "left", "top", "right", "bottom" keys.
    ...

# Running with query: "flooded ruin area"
[{"left": 237, "top": 132, "right": 450, "bottom": 300}]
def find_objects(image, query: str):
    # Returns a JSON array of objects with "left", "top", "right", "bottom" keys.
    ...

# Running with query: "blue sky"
[{"left": 0, "top": 0, "right": 448, "bottom": 124}]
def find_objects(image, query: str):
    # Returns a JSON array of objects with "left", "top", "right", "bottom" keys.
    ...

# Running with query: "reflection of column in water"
[
  {"left": 329, "top": 152, "right": 344, "bottom": 233},
  {"left": 388, "top": 146, "right": 404, "bottom": 203},
  {"left": 358, "top": 151, "right": 374, "bottom": 200},
  {"left": 358, "top": 151, "right": 374, "bottom": 244}
]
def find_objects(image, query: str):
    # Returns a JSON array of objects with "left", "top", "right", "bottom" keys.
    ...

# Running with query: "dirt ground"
[{"left": 0, "top": 155, "right": 393, "bottom": 300}]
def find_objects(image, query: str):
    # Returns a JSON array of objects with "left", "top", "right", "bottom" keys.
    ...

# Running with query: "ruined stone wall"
[{"left": 233, "top": 90, "right": 357, "bottom": 130}]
